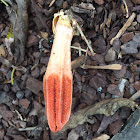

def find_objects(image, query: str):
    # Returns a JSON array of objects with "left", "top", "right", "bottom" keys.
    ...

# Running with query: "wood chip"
[
  {"left": 71, "top": 55, "right": 86, "bottom": 69},
  {"left": 26, "top": 77, "right": 43, "bottom": 94}
]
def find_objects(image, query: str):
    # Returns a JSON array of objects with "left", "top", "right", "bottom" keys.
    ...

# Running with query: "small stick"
[
  {"left": 82, "top": 64, "right": 122, "bottom": 70},
  {"left": 71, "top": 46, "right": 87, "bottom": 52},
  {"left": 110, "top": 12, "right": 136, "bottom": 45},
  {"left": 122, "top": 0, "right": 129, "bottom": 18},
  {"left": 15, "top": 110, "right": 23, "bottom": 121},
  {"left": 66, "top": 10, "right": 95, "bottom": 55},
  {"left": 49, "top": 0, "right": 56, "bottom": 7},
  {"left": 130, "top": 90, "right": 140, "bottom": 101}
]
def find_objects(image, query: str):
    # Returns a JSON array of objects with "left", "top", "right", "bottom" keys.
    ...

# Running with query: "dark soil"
[{"left": 0, "top": 0, "right": 140, "bottom": 140}]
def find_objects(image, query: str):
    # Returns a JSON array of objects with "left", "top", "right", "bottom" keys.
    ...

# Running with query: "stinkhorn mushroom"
[{"left": 43, "top": 11, "right": 73, "bottom": 132}]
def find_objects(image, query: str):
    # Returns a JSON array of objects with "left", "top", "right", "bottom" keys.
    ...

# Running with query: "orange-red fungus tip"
[{"left": 43, "top": 12, "right": 73, "bottom": 132}]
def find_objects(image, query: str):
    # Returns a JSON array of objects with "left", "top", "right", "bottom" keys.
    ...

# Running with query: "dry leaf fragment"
[
  {"left": 92, "top": 134, "right": 110, "bottom": 140},
  {"left": 40, "top": 32, "right": 48, "bottom": 40},
  {"left": 0, "top": 45, "right": 6, "bottom": 57},
  {"left": 59, "top": 98, "right": 137, "bottom": 133}
]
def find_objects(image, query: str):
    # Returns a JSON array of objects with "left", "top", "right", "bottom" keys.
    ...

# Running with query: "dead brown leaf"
[{"left": 59, "top": 98, "right": 137, "bottom": 133}]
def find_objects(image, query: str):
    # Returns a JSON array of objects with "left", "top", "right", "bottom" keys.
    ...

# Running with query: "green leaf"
[{"left": 0, "top": 0, "right": 8, "bottom": 6}]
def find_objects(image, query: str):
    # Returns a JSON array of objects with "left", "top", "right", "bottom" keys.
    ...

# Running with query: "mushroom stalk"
[{"left": 43, "top": 12, "right": 73, "bottom": 132}]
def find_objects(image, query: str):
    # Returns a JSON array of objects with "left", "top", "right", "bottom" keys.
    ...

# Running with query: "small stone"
[
  {"left": 133, "top": 81, "right": 140, "bottom": 91},
  {"left": 137, "top": 14, "right": 140, "bottom": 23},
  {"left": 4, "top": 135, "right": 12, "bottom": 140},
  {"left": 113, "top": 65, "right": 126, "bottom": 79},
  {"left": 121, "top": 41, "right": 139, "bottom": 54},
  {"left": 42, "top": 40, "right": 50, "bottom": 49},
  {"left": 91, "top": 54, "right": 105, "bottom": 64},
  {"left": 109, "top": 120, "right": 124, "bottom": 135},
  {"left": 3, "top": 84, "right": 10, "bottom": 92},
  {"left": 94, "top": 0, "right": 104, "bottom": 5},
  {"left": 33, "top": 17, "right": 44, "bottom": 30},
  {"left": 0, "top": 129, "right": 5, "bottom": 140},
  {"left": 112, "top": 39, "right": 121, "bottom": 54},
  {"left": 135, "top": 52, "right": 140, "bottom": 59},
  {"left": 0, "top": 91, "right": 12, "bottom": 104},
  {"left": 31, "top": 67, "right": 40, "bottom": 78},
  {"left": 89, "top": 73, "right": 107, "bottom": 89},
  {"left": 81, "top": 86, "right": 97, "bottom": 105},
  {"left": 67, "top": 129, "right": 79, "bottom": 140},
  {"left": 30, "top": 127, "right": 42, "bottom": 139},
  {"left": 0, "top": 104, "right": 13, "bottom": 121},
  {"left": 43, "top": 130, "right": 49, "bottom": 140},
  {"left": 75, "top": 72, "right": 82, "bottom": 82},
  {"left": 63, "top": 1, "right": 68, "bottom": 9},
  {"left": 92, "top": 121, "right": 100, "bottom": 133},
  {"left": 87, "top": 29, "right": 97, "bottom": 39},
  {"left": 1, "top": 119, "right": 9, "bottom": 128},
  {"left": 50, "top": 131, "right": 67, "bottom": 140},
  {"left": 55, "top": 0, "right": 63, "bottom": 7},
  {"left": 0, "top": 124, "right": 2, "bottom": 129},
  {"left": 77, "top": 103, "right": 87, "bottom": 110},
  {"left": 97, "top": 7, "right": 103, "bottom": 14},
  {"left": 40, "top": 66, "right": 46, "bottom": 75},
  {"left": 11, "top": 81, "right": 20, "bottom": 93},
  {"left": 133, "top": 33, "right": 140, "bottom": 43},
  {"left": 120, "top": 32, "right": 134, "bottom": 43},
  {"left": 15, "top": 71, "right": 22, "bottom": 77},
  {"left": 33, "top": 52, "right": 41, "bottom": 59},
  {"left": 40, "top": 57, "right": 49, "bottom": 64},
  {"left": 26, "top": 77, "right": 43, "bottom": 94},
  {"left": 93, "top": 36, "right": 106, "bottom": 53},
  {"left": 27, "top": 35, "right": 39, "bottom": 48},
  {"left": 107, "top": 84, "right": 121, "bottom": 96},
  {"left": 105, "top": 48, "right": 116, "bottom": 62},
  {"left": 33, "top": 100, "right": 42, "bottom": 112},
  {"left": 16, "top": 91, "right": 24, "bottom": 99},
  {"left": 19, "top": 99, "right": 30, "bottom": 109},
  {"left": 120, "top": 107, "right": 131, "bottom": 119},
  {"left": 132, "top": 0, "right": 140, "bottom": 4},
  {"left": 24, "top": 89, "right": 32, "bottom": 98}
]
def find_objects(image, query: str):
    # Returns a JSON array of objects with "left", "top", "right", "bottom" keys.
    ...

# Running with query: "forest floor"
[{"left": 0, "top": 0, "right": 140, "bottom": 140}]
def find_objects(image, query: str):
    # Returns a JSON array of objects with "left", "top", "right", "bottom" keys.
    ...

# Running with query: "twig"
[
  {"left": 66, "top": 10, "right": 95, "bottom": 55},
  {"left": 49, "top": 0, "right": 56, "bottom": 7},
  {"left": 71, "top": 46, "right": 87, "bottom": 52},
  {"left": 122, "top": 0, "right": 129, "bottom": 18},
  {"left": 81, "top": 64, "right": 122, "bottom": 70},
  {"left": 15, "top": 110, "right": 23, "bottom": 121},
  {"left": 130, "top": 90, "right": 140, "bottom": 101},
  {"left": 18, "top": 127, "right": 37, "bottom": 131},
  {"left": 110, "top": 12, "right": 136, "bottom": 45}
]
